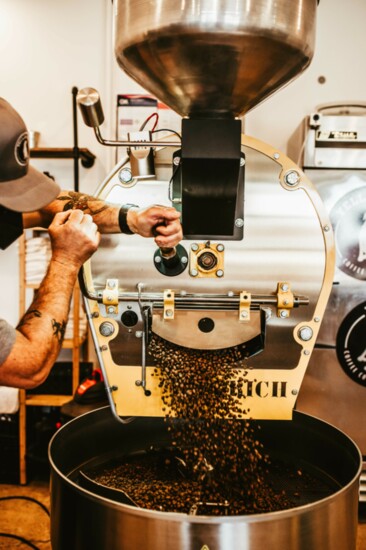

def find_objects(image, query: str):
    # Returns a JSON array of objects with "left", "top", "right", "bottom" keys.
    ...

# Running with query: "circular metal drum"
[{"left": 49, "top": 407, "right": 361, "bottom": 550}]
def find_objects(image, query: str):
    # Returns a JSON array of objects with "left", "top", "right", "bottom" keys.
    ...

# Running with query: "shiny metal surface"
[
  {"left": 49, "top": 407, "right": 361, "bottom": 550},
  {"left": 81, "top": 136, "right": 334, "bottom": 420},
  {"left": 114, "top": 0, "right": 317, "bottom": 117}
]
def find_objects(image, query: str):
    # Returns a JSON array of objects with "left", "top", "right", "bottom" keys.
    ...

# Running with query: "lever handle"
[{"left": 77, "top": 87, "right": 105, "bottom": 128}]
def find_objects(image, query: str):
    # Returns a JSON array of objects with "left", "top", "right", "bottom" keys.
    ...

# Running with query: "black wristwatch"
[{"left": 118, "top": 204, "right": 139, "bottom": 234}]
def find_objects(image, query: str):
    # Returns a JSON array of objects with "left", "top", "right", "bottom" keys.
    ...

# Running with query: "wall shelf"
[{"left": 30, "top": 147, "right": 96, "bottom": 168}]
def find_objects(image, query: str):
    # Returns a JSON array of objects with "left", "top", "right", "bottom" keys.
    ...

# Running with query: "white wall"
[
  {"left": 1, "top": 0, "right": 366, "bottom": 326},
  {"left": 245, "top": 0, "right": 366, "bottom": 152},
  {"left": 0, "top": 0, "right": 112, "bottom": 324}
]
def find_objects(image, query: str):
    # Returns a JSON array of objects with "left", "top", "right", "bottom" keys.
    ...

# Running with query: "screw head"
[
  {"left": 99, "top": 321, "right": 115, "bottom": 337},
  {"left": 285, "top": 170, "right": 300, "bottom": 186},
  {"left": 173, "top": 156, "right": 181, "bottom": 166},
  {"left": 191, "top": 243, "right": 199, "bottom": 252},
  {"left": 190, "top": 269, "right": 198, "bottom": 277},
  {"left": 280, "top": 310, "right": 289, "bottom": 318},
  {"left": 216, "top": 244, "right": 225, "bottom": 252},
  {"left": 216, "top": 269, "right": 224, "bottom": 278},
  {"left": 298, "top": 326, "right": 313, "bottom": 341},
  {"left": 118, "top": 167, "right": 133, "bottom": 184},
  {"left": 235, "top": 218, "right": 244, "bottom": 228}
]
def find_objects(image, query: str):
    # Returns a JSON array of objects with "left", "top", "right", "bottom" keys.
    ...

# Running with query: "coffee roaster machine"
[{"left": 49, "top": 2, "right": 362, "bottom": 549}]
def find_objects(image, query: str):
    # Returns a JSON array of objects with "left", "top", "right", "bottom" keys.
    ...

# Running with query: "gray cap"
[{"left": 0, "top": 98, "right": 60, "bottom": 212}]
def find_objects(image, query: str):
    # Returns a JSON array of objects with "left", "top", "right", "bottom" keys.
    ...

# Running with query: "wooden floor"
[{"left": 0, "top": 480, "right": 365, "bottom": 549}]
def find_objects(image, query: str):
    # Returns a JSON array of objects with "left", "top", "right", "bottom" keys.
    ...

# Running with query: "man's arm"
[
  {"left": 23, "top": 190, "right": 182, "bottom": 248},
  {"left": 0, "top": 209, "right": 99, "bottom": 389}
]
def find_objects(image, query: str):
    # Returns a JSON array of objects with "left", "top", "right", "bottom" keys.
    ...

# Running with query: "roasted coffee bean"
[{"left": 87, "top": 336, "right": 332, "bottom": 515}]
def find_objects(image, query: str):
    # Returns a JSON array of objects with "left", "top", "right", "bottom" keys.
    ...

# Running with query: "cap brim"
[{"left": 0, "top": 165, "right": 60, "bottom": 212}]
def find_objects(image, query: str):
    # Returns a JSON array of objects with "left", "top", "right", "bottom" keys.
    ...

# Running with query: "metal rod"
[
  {"left": 94, "top": 127, "right": 181, "bottom": 148},
  {"left": 72, "top": 86, "right": 80, "bottom": 192}
]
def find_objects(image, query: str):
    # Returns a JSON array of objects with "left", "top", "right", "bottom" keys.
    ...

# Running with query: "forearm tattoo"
[
  {"left": 52, "top": 319, "right": 67, "bottom": 342},
  {"left": 57, "top": 191, "right": 108, "bottom": 216},
  {"left": 17, "top": 309, "right": 42, "bottom": 329}
]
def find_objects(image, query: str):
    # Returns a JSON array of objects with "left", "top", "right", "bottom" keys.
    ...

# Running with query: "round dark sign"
[
  {"left": 336, "top": 302, "right": 366, "bottom": 387},
  {"left": 330, "top": 187, "right": 366, "bottom": 280}
]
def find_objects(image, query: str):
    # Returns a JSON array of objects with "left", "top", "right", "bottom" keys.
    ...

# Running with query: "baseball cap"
[{"left": 0, "top": 98, "right": 60, "bottom": 212}]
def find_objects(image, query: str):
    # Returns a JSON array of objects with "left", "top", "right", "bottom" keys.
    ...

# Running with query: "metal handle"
[{"left": 77, "top": 87, "right": 105, "bottom": 128}]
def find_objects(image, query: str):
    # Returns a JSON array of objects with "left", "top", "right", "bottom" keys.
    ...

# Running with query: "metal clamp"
[
  {"left": 102, "top": 279, "right": 119, "bottom": 314},
  {"left": 164, "top": 289, "right": 175, "bottom": 320},
  {"left": 277, "top": 282, "right": 294, "bottom": 318},
  {"left": 239, "top": 291, "right": 251, "bottom": 321}
]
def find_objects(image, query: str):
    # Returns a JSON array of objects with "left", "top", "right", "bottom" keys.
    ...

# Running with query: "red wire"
[{"left": 140, "top": 112, "right": 159, "bottom": 131}]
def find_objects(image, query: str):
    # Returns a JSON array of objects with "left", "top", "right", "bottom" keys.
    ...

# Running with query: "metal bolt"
[
  {"left": 227, "top": 291, "right": 234, "bottom": 297},
  {"left": 298, "top": 326, "right": 313, "bottom": 342},
  {"left": 216, "top": 244, "right": 225, "bottom": 252},
  {"left": 135, "top": 380, "right": 142, "bottom": 386},
  {"left": 304, "top": 349, "right": 311, "bottom": 356},
  {"left": 273, "top": 152, "right": 280, "bottom": 159},
  {"left": 92, "top": 312, "right": 99, "bottom": 318},
  {"left": 106, "top": 295, "right": 114, "bottom": 302},
  {"left": 165, "top": 309, "right": 174, "bottom": 317},
  {"left": 262, "top": 307, "right": 272, "bottom": 320},
  {"left": 135, "top": 331, "right": 143, "bottom": 338},
  {"left": 180, "top": 290, "right": 187, "bottom": 296},
  {"left": 285, "top": 170, "right": 300, "bottom": 186},
  {"left": 314, "top": 317, "right": 320, "bottom": 323},
  {"left": 235, "top": 218, "right": 244, "bottom": 228},
  {"left": 118, "top": 167, "right": 133, "bottom": 184},
  {"left": 191, "top": 243, "right": 199, "bottom": 252},
  {"left": 216, "top": 269, "right": 224, "bottom": 278},
  {"left": 99, "top": 321, "right": 115, "bottom": 337},
  {"left": 323, "top": 225, "right": 330, "bottom": 232},
  {"left": 191, "top": 269, "right": 198, "bottom": 277},
  {"left": 173, "top": 156, "right": 181, "bottom": 166},
  {"left": 281, "top": 283, "right": 289, "bottom": 292},
  {"left": 240, "top": 157, "right": 246, "bottom": 167},
  {"left": 280, "top": 310, "right": 289, "bottom": 318},
  {"left": 291, "top": 389, "right": 298, "bottom": 396},
  {"left": 107, "top": 306, "right": 115, "bottom": 314},
  {"left": 154, "top": 256, "right": 162, "bottom": 263},
  {"left": 241, "top": 311, "right": 248, "bottom": 319},
  {"left": 100, "top": 345, "right": 108, "bottom": 351},
  {"left": 181, "top": 256, "right": 188, "bottom": 264}
]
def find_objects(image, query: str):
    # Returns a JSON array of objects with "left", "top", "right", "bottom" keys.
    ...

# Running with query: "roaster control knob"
[
  {"left": 99, "top": 321, "right": 115, "bottom": 337},
  {"left": 197, "top": 251, "right": 218, "bottom": 270}
]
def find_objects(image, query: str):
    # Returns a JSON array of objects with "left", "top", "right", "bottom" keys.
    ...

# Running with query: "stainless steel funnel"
[{"left": 114, "top": 0, "right": 317, "bottom": 118}]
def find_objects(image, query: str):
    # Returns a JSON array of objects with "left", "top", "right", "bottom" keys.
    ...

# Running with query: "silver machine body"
[
  {"left": 290, "top": 103, "right": 366, "bottom": 502},
  {"left": 49, "top": 2, "right": 362, "bottom": 549}
]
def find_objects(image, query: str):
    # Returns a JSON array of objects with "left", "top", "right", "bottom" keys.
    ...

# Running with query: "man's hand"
[
  {"left": 48, "top": 209, "right": 100, "bottom": 269},
  {"left": 127, "top": 205, "right": 182, "bottom": 248}
]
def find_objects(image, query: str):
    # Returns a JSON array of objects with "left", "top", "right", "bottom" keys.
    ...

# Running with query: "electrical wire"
[
  {"left": 139, "top": 112, "right": 159, "bottom": 132},
  {"left": 0, "top": 533, "right": 41, "bottom": 549},
  {"left": 153, "top": 128, "right": 182, "bottom": 140},
  {"left": 0, "top": 495, "right": 50, "bottom": 516},
  {"left": 0, "top": 496, "right": 50, "bottom": 549}
]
